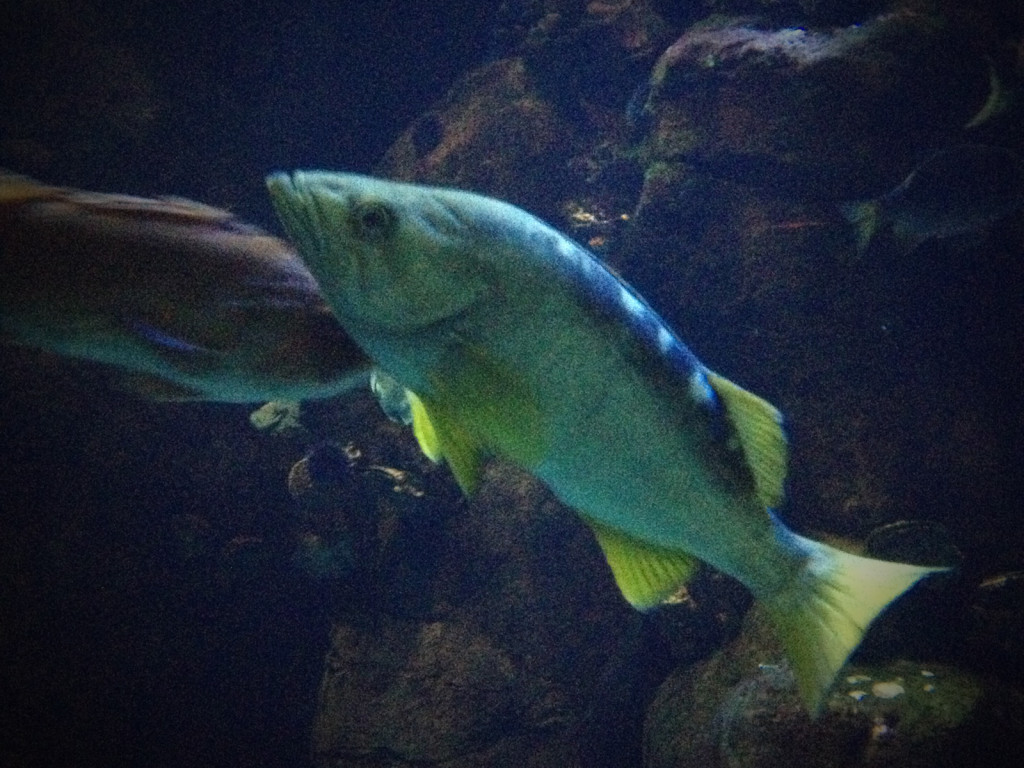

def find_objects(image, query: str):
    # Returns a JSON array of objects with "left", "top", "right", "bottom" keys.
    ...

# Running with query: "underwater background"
[{"left": 2, "top": 1, "right": 1023, "bottom": 767}]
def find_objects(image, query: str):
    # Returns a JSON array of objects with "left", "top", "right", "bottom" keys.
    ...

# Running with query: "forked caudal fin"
[{"left": 762, "top": 523, "right": 948, "bottom": 715}]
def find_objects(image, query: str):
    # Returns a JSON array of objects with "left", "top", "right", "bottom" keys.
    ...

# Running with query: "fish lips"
[{"left": 267, "top": 171, "right": 392, "bottom": 330}]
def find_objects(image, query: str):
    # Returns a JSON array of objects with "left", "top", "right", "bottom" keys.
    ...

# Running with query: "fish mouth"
[{"left": 266, "top": 171, "right": 366, "bottom": 323}]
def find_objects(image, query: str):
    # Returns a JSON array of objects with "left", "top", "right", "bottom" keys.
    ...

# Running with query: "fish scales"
[
  {"left": 267, "top": 171, "right": 946, "bottom": 714},
  {"left": 447, "top": 206, "right": 778, "bottom": 580}
]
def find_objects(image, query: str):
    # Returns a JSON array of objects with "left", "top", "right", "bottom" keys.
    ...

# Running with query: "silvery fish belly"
[{"left": 267, "top": 170, "right": 946, "bottom": 714}]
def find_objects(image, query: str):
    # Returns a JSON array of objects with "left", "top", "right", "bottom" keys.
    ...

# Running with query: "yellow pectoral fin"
[
  {"left": 429, "top": 340, "right": 548, "bottom": 470},
  {"left": 705, "top": 371, "right": 788, "bottom": 509},
  {"left": 585, "top": 519, "right": 699, "bottom": 610}
]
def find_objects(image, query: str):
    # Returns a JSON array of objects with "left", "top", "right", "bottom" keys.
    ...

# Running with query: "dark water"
[
  {"left": 1, "top": 0, "right": 495, "bottom": 222},
  {"left": 3, "top": 1, "right": 1024, "bottom": 767},
  {"left": 1, "top": 2, "right": 494, "bottom": 766}
]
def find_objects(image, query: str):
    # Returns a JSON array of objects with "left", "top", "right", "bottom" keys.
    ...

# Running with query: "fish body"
[
  {"left": 843, "top": 144, "right": 1024, "bottom": 253},
  {"left": 1, "top": 171, "right": 371, "bottom": 401},
  {"left": 267, "top": 171, "right": 944, "bottom": 713}
]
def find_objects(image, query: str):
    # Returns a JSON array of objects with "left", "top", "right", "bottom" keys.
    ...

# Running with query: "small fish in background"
[
  {"left": 268, "top": 171, "right": 948, "bottom": 715},
  {"left": 0, "top": 170, "right": 372, "bottom": 402},
  {"left": 841, "top": 144, "right": 1024, "bottom": 254}
]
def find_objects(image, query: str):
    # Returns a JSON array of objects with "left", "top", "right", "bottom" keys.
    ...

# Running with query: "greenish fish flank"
[
  {"left": 267, "top": 171, "right": 946, "bottom": 714},
  {"left": 1, "top": 170, "right": 371, "bottom": 402}
]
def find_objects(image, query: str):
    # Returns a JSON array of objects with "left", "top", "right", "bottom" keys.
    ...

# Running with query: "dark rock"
[
  {"left": 377, "top": 1, "right": 677, "bottom": 220},
  {"left": 967, "top": 570, "right": 1024, "bottom": 685},
  {"left": 644, "top": 607, "right": 1024, "bottom": 768},
  {"left": 646, "top": 569, "right": 752, "bottom": 666},
  {"left": 491, "top": 0, "right": 673, "bottom": 66},
  {"left": 312, "top": 617, "right": 531, "bottom": 763},
  {"left": 310, "top": 463, "right": 660, "bottom": 768},
  {"left": 640, "top": 11, "right": 997, "bottom": 200},
  {"left": 377, "top": 57, "right": 582, "bottom": 218}
]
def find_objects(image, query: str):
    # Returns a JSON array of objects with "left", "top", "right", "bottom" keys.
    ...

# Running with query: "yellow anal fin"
[
  {"left": 706, "top": 371, "right": 787, "bottom": 509},
  {"left": 585, "top": 519, "right": 699, "bottom": 610},
  {"left": 410, "top": 393, "right": 488, "bottom": 495}
]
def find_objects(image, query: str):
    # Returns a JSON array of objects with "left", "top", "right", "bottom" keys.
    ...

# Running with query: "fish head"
[{"left": 266, "top": 171, "right": 490, "bottom": 333}]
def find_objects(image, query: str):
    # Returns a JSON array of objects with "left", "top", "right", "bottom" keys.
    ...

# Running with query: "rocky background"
[{"left": 3, "top": 1, "right": 1024, "bottom": 767}]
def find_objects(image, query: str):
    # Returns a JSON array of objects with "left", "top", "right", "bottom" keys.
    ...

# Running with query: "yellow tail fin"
[{"left": 763, "top": 528, "right": 946, "bottom": 715}]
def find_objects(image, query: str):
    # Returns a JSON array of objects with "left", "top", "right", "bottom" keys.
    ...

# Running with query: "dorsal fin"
[
  {"left": 705, "top": 370, "right": 787, "bottom": 509},
  {"left": 584, "top": 518, "right": 699, "bottom": 610}
]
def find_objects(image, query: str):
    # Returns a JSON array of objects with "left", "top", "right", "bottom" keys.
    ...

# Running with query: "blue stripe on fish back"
[{"left": 525, "top": 212, "right": 711, "bottom": 396}]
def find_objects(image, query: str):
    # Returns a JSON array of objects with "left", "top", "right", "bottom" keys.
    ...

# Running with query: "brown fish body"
[{"left": 1, "top": 171, "right": 369, "bottom": 401}]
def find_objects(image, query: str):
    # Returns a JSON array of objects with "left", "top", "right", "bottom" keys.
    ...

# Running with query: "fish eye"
[{"left": 353, "top": 200, "right": 396, "bottom": 242}]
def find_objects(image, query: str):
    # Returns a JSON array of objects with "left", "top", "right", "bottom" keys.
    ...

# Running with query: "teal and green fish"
[
  {"left": 267, "top": 171, "right": 946, "bottom": 713},
  {"left": 1, "top": 170, "right": 371, "bottom": 401},
  {"left": 842, "top": 144, "right": 1024, "bottom": 253}
]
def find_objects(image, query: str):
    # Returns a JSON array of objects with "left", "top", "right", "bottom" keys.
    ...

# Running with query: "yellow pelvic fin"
[
  {"left": 411, "top": 394, "right": 488, "bottom": 495},
  {"left": 705, "top": 371, "right": 787, "bottom": 509},
  {"left": 764, "top": 531, "right": 947, "bottom": 715},
  {"left": 428, "top": 339, "right": 548, "bottom": 470},
  {"left": 585, "top": 519, "right": 699, "bottom": 610},
  {"left": 407, "top": 390, "right": 442, "bottom": 462}
]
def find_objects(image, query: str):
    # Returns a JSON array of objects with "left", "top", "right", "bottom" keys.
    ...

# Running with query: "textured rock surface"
[
  {"left": 641, "top": 11, "right": 996, "bottom": 198},
  {"left": 644, "top": 607, "right": 1024, "bottom": 768},
  {"left": 306, "top": 454, "right": 665, "bottom": 767}
]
